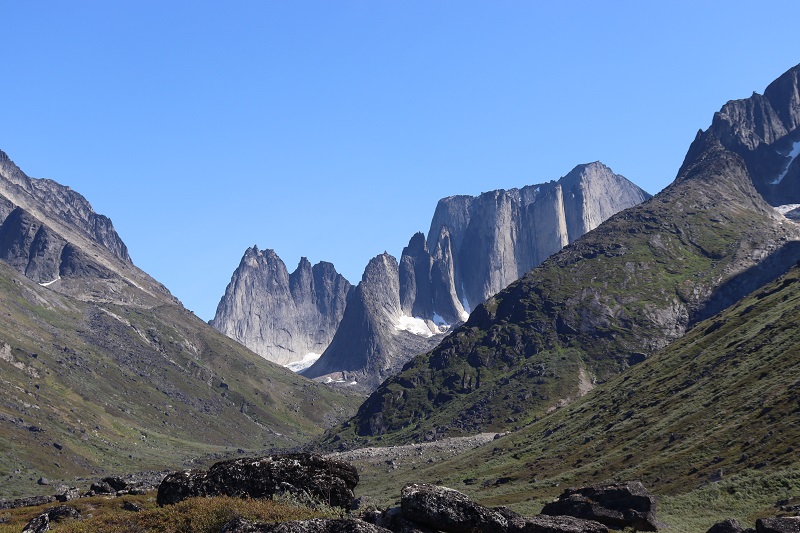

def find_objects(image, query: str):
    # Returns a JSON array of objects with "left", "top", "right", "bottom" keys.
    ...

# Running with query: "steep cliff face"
[
  {"left": 709, "top": 64, "right": 800, "bottom": 205},
  {"left": 421, "top": 162, "right": 651, "bottom": 322},
  {"left": 0, "top": 151, "right": 130, "bottom": 265},
  {"left": 211, "top": 248, "right": 353, "bottom": 366},
  {"left": 298, "top": 163, "right": 648, "bottom": 391},
  {"left": 302, "top": 253, "right": 443, "bottom": 390},
  {"left": 0, "top": 150, "right": 169, "bottom": 306}
]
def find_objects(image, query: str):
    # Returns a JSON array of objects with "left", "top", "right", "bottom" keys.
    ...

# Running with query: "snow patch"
[
  {"left": 39, "top": 276, "right": 61, "bottom": 287},
  {"left": 395, "top": 315, "right": 434, "bottom": 337},
  {"left": 772, "top": 140, "right": 800, "bottom": 185},
  {"left": 432, "top": 312, "right": 447, "bottom": 326},
  {"left": 284, "top": 352, "right": 321, "bottom": 373},
  {"left": 775, "top": 204, "right": 800, "bottom": 215}
]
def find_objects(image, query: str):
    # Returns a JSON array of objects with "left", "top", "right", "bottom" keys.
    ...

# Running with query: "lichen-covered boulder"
[
  {"left": 400, "top": 483, "right": 509, "bottom": 532},
  {"left": 157, "top": 453, "right": 358, "bottom": 508},
  {"left": 756, "top": 517, "right": 800, "bottom": 533},
  {"left": 22, "top": 505, "right": 81, "bottom": 533},
  {"left": 540, "top": 481, "right": 659, "bottom": 531}
]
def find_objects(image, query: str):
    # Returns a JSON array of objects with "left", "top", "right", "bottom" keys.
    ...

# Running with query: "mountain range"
[
  {"left": 2, "top": 60, "right": 800, "bottom": 530},
  {"left": 213, "top": 162, "right": 650, "bottom": 389},
  {"left": 0, "top": 151, "right": 359, "bottom": 498},
  {"left": 324, "top": 62, "right": 800, "bottom": 445}
]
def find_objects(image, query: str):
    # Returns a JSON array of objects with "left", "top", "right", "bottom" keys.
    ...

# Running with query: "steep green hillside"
[
  {"left": 325, "top": 131, "right": 800, "bottom": 446},
  {"left": 437, "top": 264, "right": 800, "bottom": 529},
  {"left": 0, "top": 261, "right": 359, "bottom": 498},
  {"left": 346, "top": 264, "right": 800, "bottom": 531}
]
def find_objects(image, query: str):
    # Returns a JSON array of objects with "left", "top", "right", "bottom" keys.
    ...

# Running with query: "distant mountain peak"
[{"left": 211, "top": 247, "right": 353, "bottom": 366}]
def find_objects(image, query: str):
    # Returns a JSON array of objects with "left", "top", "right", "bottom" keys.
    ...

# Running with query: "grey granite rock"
[
  {"left": 303, "top": 253, "right": 442, "bottom": 390},
  {"left": 540, "top": 481, "right": 659, "bottom": 531},
  {"left": 157, "top": 453, "right": 359, "bottom": 508},
  {"left": 211, "top": 247, "right": 353, "bottom": 365},
  {"left": 427, "top": 162, "right": 650, "bottom": 315}
]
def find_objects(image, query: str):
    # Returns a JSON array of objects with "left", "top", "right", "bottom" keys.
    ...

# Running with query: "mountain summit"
[
  {"left": 211, "top": 247, "right": 353, "bottom": 366},
  {"left": 214, "top": 162, "right": 648, "bottom": 390},
  {"left": 303, "top": 162, "right": 649, "bottom": 389}
]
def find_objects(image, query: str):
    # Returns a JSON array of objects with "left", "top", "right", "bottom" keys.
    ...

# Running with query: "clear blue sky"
[{"left": 1, "top": 1, "right": 798, "bottom": 320}]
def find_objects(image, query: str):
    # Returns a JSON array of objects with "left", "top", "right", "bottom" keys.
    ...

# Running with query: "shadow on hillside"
[{"left": 692, "top": 239, "right": 800, "bottom": 326}]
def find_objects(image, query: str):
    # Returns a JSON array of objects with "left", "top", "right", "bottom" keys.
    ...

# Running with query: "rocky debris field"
[{"left": 325, "top": 432, "right": 499, "bottom": 469}]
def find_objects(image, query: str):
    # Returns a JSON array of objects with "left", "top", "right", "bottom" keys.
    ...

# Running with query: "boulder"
[
  {"left": 363, "top": 506, "right": 436, "bottom": 532},
  {"left": 220, "top": 517, "right": 392, "bottom": 532},
  {"left": 757, "top": 517, "right": 800, "bottom": 532},
  {"left": 400, "top": 483, "right": 509, "bottom": 532},
  {"left": 508, "top": 514, "right": 609, "bottom": 533},
  {"left": 122, "top": 501, "right": 144, "bottom": 512},
  {"left": 707, "top": 519, "right": 747, "bottom": 532},
  {"left": 103, "top": 476, "right": 130, "bottom": 491},
  {"left": 90, "top": 480, "right": 115, "bottom": 494},
  {"left": 157, "top": 453, "right": 358, "bottom": 508},
  {"left": 540, "top": 481, "right": 659, "bottom": 531},
  {"left": 54, "top": 485, "right": 80, "bottom": 502},
  {"left": 22, "top": 505, "right": 81, "bottom": 533},
  {"left": 0, "top": 495, "right": 56, "bottom": 510}
]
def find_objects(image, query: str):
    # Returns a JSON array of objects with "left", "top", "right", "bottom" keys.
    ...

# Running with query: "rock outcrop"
[
  {"left": 22, "top": 505, "right": 81, "bottom": 533},
  {"left": 302, "top": 253, "right": 444, "bottom": 390},
  {"left": 364, "top": 483, "right": 609, "bottom": 533},
  {"left": 541, "top": 482, "right": 659, "bottom": 531},
  {"left": 156, "top": 453, "right": 359, "bottom": 509},
  {"left": 211, "top": 248, "right": 353, "bottom": 366},
  {"left": 302, "top": 163, "right": 648, "bottom": 389},
  {"left": 0, "top": 148, "right": 173, "bottom": 306},
  {"left": 756, "top": 517, "right": 800, "bottom": 532},
  {"left": 0, "top": 151, "right": 130, "bottom": 265},
  {"left": 400, "top": 483, "right": 511, "bottom": 532},
  {"left": 708, "top": 65, "right": 800, "bottom": 206},
  {"left": 423, "top": 162, "right": 651, "bottom": 321}
]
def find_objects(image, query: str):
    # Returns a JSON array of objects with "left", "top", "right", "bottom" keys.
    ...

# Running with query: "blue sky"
[{"left": 1, "top": 1, "right": 798, "bottom": 320}]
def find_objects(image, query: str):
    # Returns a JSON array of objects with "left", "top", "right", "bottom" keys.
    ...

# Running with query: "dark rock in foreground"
[
  {"left": 400, "top": 483, "right": 509, "bottom": 532},
  {"left": 540, "top": 481, "right": 659, "bottom": 531},
  {"left": 22, "top": 505, "right": 81, "bottom": 533},
  {"left": 157, "top": 453, "right": 359, "bottom": 508},
  {"left": 221, "top": 517, "right": 392, "bottom": 533},
  {"left": 707, "top": 518, "right": 749, "bottom": 532},
  {"left": 757, "top": 516, "right": 800, "bottom": 532},
  {"left": 398, "top": 483, "right": 607, "bottom": 533}
]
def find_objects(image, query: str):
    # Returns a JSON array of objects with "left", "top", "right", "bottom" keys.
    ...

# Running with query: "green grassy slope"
[
  {"left": 0, "top": 261, "right": 360, "bottom": 498},
  {"left": 324, "top": 133, "right": 800, "bottom": 447},
  {"left": 346, "top": 264, "right": 800, "bottom": 531}
]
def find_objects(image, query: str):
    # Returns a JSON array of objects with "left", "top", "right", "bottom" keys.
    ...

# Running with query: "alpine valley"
[
  {"left": 1, "top": 61, "right": 800, "bottom": 532},
  {"left": 0, "top": 151, "right": 361, "bottom": 499}
]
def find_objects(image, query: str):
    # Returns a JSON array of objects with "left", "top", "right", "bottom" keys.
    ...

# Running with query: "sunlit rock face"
[{"left": 211, "top": 247, "right": 353, "bottom": 366}]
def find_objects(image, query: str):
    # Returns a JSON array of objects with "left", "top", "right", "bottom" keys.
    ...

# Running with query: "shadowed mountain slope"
[{"left": 0, "top": 150, "right": 359, "bottom": 498}]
